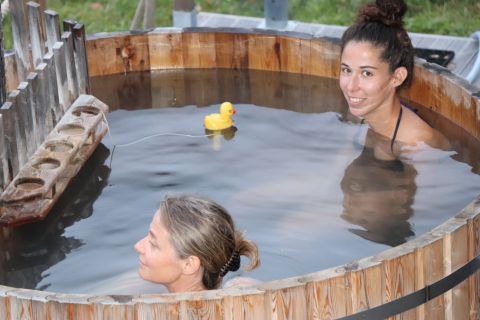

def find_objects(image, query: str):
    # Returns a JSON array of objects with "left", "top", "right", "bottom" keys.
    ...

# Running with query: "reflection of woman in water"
[{"left": 341, "top": 129, "right": 417, "bottom": 247}]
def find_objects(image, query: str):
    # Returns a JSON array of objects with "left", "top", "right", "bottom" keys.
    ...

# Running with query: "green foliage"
[
  {"left": 46, "top": 0, "right": 173, "bottom": 32},
  {"left": 1, "top": 14, "right": 12, "bottom": 50},
  {"left": 1, "top": 0, "right": 479, "bottom": 50}
]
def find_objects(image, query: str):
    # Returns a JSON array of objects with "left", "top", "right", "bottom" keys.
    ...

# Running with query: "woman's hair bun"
[{"left": 357, "top": 0, "right": 407, "bottom": 27}]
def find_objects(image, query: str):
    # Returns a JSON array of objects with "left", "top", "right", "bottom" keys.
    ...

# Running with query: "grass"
[{"left": 1, "top": 0, "right": 480, "bottom": 49}]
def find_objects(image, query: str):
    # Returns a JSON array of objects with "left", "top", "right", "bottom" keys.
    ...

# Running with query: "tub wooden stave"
[{"left": 1, "top": 28, "right": 480, "bottom": 319}]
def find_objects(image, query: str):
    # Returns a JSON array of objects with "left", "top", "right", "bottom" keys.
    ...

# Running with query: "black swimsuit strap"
[{"left": 390, "top": 106, "right": 403, "bottom": 153}]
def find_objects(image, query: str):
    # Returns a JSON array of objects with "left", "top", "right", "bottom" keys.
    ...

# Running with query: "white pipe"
[{"left": 466, "top": 31, "right": 480, "bottom": 83}]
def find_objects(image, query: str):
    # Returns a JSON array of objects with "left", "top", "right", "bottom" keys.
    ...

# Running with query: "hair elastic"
[{"left": 219, "top": 250, "right": 240, "bottom": 277}]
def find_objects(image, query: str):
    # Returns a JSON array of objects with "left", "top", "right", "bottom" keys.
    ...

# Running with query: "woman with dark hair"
[
  {"left": 339, "top": 0, "right": 448, "bottom": 152},
  {"left": 135, "top": 194, "right": 260, "bottom": 293}
]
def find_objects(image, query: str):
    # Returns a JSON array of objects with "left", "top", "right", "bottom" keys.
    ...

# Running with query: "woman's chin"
[
  {"left": 137, "top": 268, "right": 149, "bottom": 281},
  {"left": 348, "top": 106, "right": 365, "bottom": 118}
]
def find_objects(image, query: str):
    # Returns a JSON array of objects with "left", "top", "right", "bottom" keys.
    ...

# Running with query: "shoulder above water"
[{"left": 396, "top": 107, "right": 450, "bottom": 150}]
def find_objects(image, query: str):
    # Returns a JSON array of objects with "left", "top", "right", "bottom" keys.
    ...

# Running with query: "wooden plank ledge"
[{"left": 0, "top": 94, "right": 109, "bottom": 226}]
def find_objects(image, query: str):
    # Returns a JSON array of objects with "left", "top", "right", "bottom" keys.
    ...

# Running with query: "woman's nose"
[
  {"left": 134, "top": 237, "right": 146, "bottom": 253},
  {"left": 347, "top": 75, "right": 359, "bottom": 92}
]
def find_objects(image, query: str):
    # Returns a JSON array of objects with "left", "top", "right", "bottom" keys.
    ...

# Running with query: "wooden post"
[
  {"left": 0, "top": 100, "right": 20, "bottom": 178},
  {"left": 62, "top": 18, "right": 77, "bottom": 33},
  {"left": 10, "top": 0, "right": 32, "bottom": 80},
  {"left": 72, "top": 23, "right": 90, "bottom": 94},
  {"left": 35, "top": 62, "right": 53, "bottom": 139},
  {"left": 7, "top": 90, "right": 28, "bottom": 168},
  {"left": 22, "top": 0, "right": 47, "bottom": 41},
  {"left": 26, "top": 72, "right": 41, "bottom": 149},
  {"left": 53, "top": 41, "right": 69, "bottom": 112},
  {"left": 33, "top": 0, "right": 47, "bottom": 41},
  {"left": 27, "top": 1, "right": 45, "bottom": 68},
  {"left": 0, "top": 17, "right": 6, "bottom": 105},
  {"left": 44, "top": 9, "right": 60, "bottom": 54},
  {"left": 0, "top": 114, "right": 6, "bottom": 191},
  {"left": 61, "top": 31, "right": 78, "bottom": 103},
  {"left": 16, "top": 81, "right": 36, "bottom": 158},
  {"left": 42, "top": 52, "right": 60, "bottom": 124}
]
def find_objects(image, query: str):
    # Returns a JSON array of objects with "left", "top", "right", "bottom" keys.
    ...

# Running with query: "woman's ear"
[
  {"left": 182, "top": 255, "right": 201, "bottom": 275},
  {"left": 392, "top": 67, "right": 408, "bottom": 87}
]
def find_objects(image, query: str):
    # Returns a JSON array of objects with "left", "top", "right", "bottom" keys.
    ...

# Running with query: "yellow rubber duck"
[{"left": 204, "top": 102, "right": 237, "bottom": 130}]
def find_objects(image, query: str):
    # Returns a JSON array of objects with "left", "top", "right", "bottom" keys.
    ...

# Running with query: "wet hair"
[
  {"left": 159, "top": 194, "right": 260, "bottom": 290},
  {"left": 341, "top": 0, "right": 414, "bottom": 89}
]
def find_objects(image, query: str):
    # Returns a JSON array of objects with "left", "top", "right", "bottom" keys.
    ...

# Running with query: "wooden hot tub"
[{"left": 1, "top": 27, "right": 479, "bottom": 319}]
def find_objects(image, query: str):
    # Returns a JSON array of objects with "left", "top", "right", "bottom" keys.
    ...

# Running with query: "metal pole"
[
  {"left": 264, "top": 0, "right": 288, "bottom": 29},
  {"left": 173, "top": 0, "right": 197, "bottom": 28}
]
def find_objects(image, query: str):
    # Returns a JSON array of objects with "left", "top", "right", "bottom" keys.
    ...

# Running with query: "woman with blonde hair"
[{"left": 135, "top": 194, "right": 260, "bottom": 293}]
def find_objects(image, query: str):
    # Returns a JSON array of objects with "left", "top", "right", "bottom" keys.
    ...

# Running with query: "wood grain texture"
[
  {"left": 180, "top": 298, "right": 223, "bottom": 319},
  {"left": 0, "top": 114, "right": 7, "bottom": 190},
  {"left": 382, "top": 250, "right": 416, "bottom": 320},
  {"left": 214, "top": 32, "right": 249, "bottom": 70},
  {"left": 148, "top": 32, "right": 184, "bottom": 70},
  {"left": 247, "top": 34, "right": 280, "bottom": 72},
  {"left": 449, "top": 223, "right": 470, "bottom": 320},
  {"left": 348, "top": 263, "right": 384, "bottom": 314},
  {"left": 87, "top": 34, "right": 150, "bottom": 77},
  {"left": 404, "top": 64, "right": 480, "bottom": 141},
  {"left": 468, "top": 211, "right": 480, "bottom": 319},
  {"left": 182, "top": 32, "right": 217, "bottom": 69},
  {"left": 27, "top": 1, "right": 45, "bottom": 68},
  {"left": 0, "top": 28, "right": 479, "bottom": 319},
  {"left": 222, "top": 291, "right": 267, "bottom": 320},
  {"left": 269, "top": 285, "right": 307, "bottom": 320},
  {"left": 278, "top": 36, "right": 303, "bottom": 74},
  {"left": 306, "top": 275, "right": 347, "bottom": 319},
  {"left": 10, "top": 0, "right": 32, "bottom": 80},
  {"left": 307, "top": 38, "right": 340, "bottom": 78}
]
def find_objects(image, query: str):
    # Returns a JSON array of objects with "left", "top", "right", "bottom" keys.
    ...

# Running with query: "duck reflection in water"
[
  {"left": 205, "top": 126, "right": 237, "bottom": 151},
  {"left": 340, "top": 128, "right": 417, "bottom": 247}
]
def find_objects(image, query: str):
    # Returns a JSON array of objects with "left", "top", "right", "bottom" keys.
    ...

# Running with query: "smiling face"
[
  {"left": 339, "top": 41, "right": 403, "bottom": 119},
  {"left": 134, "top": 210, "right": 187, "bottom": 288}
]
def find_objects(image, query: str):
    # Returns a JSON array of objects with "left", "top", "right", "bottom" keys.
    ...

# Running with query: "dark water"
[{"left": 1, "top": 69, "right": 479, "bottom": 294}]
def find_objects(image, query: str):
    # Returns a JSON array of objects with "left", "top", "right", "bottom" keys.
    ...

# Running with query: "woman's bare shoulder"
[
  {"left": 223, "top": 277, "right": 262, "bottom": 289},
  {"left": 400, "top": 108, "right": 450, "bottom": 149}
]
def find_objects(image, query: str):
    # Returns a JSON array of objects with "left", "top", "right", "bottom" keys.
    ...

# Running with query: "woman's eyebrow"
[
  {"left": 360, "top": 65, "right": 378, "bottom": 69},
  {"left": 341, "top": 62, "right": 378, "bottom": 70}
]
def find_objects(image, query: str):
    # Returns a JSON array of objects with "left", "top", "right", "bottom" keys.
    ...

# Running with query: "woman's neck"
[
  {"left": 167, "top": 276, "right": 206, "bottom": 293},
  {"left": 364, "top": 95, "right": 402, "bottom": 139}
]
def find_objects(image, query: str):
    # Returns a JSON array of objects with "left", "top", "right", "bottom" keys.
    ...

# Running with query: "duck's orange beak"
[{"left": 232, "top": 108, "right": 237, "bottom": 115}]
